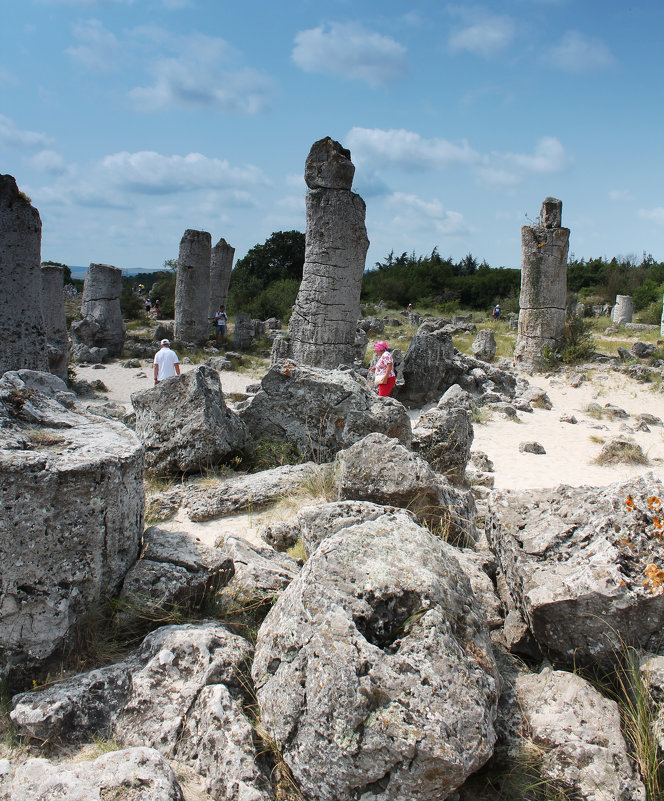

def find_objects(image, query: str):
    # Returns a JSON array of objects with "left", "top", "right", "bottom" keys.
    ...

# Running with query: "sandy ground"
[{"left": 77, "top": 357, "right": 664, "bottom": 546}]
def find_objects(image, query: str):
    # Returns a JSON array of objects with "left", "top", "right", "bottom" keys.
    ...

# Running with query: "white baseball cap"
[{"left": 161, "top": 338, "right": 170, "bottom": 345}]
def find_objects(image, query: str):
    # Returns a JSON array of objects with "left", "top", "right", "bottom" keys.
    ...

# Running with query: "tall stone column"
[
  {"left": 208, "top": 237, "right": 234, "bottom": 320},
  {"left": 514, "top": 197, "right": 570, "bottom": 370},
  {"left": 174, "top": 229, "right": 211, "bottom": 344},
  {"left": 79, "top": 263, "right": 125, "bottom": 356},
  {"left": 660, "top": 292, "right": 664, "bottom": 337},
  {"left": 611, "top": 295, "right": 633, "bottom": 324},
  {"left": 41, "top": 264, "right": 70, "bottom": 380},
  {"left": 0, "top": 174, "right": 49, "bottom": 374},
  {"left": 286, "top": 137, "right": 369, "bottom": 369}
]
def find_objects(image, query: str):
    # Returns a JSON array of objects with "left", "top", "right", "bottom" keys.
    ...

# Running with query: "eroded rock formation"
[
  {"left": 75, "top": 263, "right": 125, "bottom": 356},
  {"left": 174, "top": 229, "right": 211, "bottom": 344},
  {"left": 208, "top": 237, "right": 234, "bottom": 321},
  {"left": 40, "top": 263, "right": 70, "bottom": 379}
]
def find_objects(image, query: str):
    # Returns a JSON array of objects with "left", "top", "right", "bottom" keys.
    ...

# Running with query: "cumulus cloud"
[
  {"left": 638, "top": 208, "right": 664, "bottom": 225},
  {"left": 100, "top": 150, "right": 270, "bottom": 194},
  {"left": 346, "top": 127, "right": 479, "bottom": 170},
  {"left": 448, "top": 14, "right": 515, "bottom": 58},
  {"left": 0, "top": 115, "right": 52, "bottom": 149},
  {"left": 67, "top": 19, "right": 123, "bottom": 73},
  {"left": 388, "top": 192, "right": 469, "bottom": 236},
  {"left": 502, "top": 136, "right": 570, "bottom": 173},
  {"left": 292, "top": 22, "right": 408, "bottom": 86},
  {"left": 129, "top": 32, "right": 274, "bottom": 113},
  {"left": 30, "top": 149, "right": 67, "bottom": 174},
  {"left": 546, "top": 31, "right": 615, "bottom": 72}
]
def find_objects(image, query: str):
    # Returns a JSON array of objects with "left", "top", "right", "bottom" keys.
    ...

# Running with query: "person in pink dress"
[{"left": 369, "top": 341, "right": 396, "bottom": 397}]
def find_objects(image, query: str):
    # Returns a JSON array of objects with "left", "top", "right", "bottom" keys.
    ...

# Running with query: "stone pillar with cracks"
[
  {"left": 208, "top": 237, "right": 234, "bottom": 321},
  {"left": 174, "top": 229, "right": 211, "bottom": 344}
]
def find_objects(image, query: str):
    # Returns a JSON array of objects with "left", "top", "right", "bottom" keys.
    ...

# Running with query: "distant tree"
[{"left": 42, "top": 260, "right": 72, "bottom": 284}]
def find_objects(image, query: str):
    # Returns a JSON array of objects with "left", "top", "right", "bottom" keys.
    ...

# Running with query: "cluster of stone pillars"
[{"left": 174, "top": 231, "right": 234, "bottom": 344}]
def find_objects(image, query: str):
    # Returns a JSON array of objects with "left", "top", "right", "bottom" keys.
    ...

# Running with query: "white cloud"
[
  {"left": 546, "top": 31, "right": 615, "bottom": 72},
  {"left": 292, "top": 22, "right": 408, "bottom": 86},
  {"left": 0, "top": 115, "right": 52, "bottom": 149},
  {"left": 609, "top": 189, "right": 634, "bottom": 202},
  {"left": 30, "top": 149, "right": 67, "bottom": 174},
  {"left": 475, "top": 166, "right": 522, "bottom": 188},
  {"left": 388, "top": 192, "right": 469, "bottom": 236},
  {"left": 66, "top": 19, "right": 123, "bottom": 73},
  {"left": 100, "top": 151, "right": 270, "bottom": 194},
  {"left": 346, "top": 127, "right": 479, "bottom": 170},
  {"left": 129, "top": 32, "right": 274, "bottom": 113},
  {"left": 502, "top": 136, "right": 570, "bottom": 173},
  {"left": 638, "top": 208, "right": 664, "bottom": 225},
  {"left": 448, "top": 14, "right": 515, "bottom": 58}
]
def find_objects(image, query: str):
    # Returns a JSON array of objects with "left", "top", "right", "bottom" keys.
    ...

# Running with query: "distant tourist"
[
  {"left": 214, "top": 304, "right": 228, "bottom": 345},
  {"left": 369, "top": 341, "right": 396, "bottom": 397},
  {"left": 153, "top": 299, "right": 160, "bottom": 317},
  {"left": 407, "top": 303, "right": 413, "bottom": 312},
  {"left": 492, "top": 303, "right": 501, "bottom": 320},
  {"left": 153, "top": 339, "right": 180, "bottom": 384},
  {"left": 145, "top": 297, "right": 152, "bottom": 314}
]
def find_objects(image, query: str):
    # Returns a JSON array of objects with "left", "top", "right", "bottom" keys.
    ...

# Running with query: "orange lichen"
[
  {"left": 644, "top": 563, "right": 664, "bottom": 595},
  {"left": 625, "top": 494, "right": 636, "bottom": 511},
  {"left": 648, "top": 496, "right": 662, "bottom": 510}
]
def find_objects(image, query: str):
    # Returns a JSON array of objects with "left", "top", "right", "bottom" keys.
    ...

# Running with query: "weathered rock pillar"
[
  {"left": 660, "top": 292, "right": 664, "bottom": 337},
  {"left": 0, "top": 174, "right": 49, "bottom": 374},
  {"left": 79, "top": 263, "right": 125, "bottom": 356},
  {"left": 611, "top": 295, "right": 634, "bottom": 325},
  {"left": 208, "top": 237, "right": 234, "bottom": 320},
  {"left": 285, "top": 137, "right": 369, "bottom": 368},
  {"left": 514, "top": 197, "right": 570, "bottom": 370},
  {"left": 174, "top": 229, "right": 211, "bottom": 344},
  {"left": 41, "top": 264, "right": 70, "bottom": 380}
]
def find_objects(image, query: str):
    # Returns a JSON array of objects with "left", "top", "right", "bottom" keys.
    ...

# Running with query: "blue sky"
[{"left": 2, "top": 0, "right": 663, "bottom": 275}]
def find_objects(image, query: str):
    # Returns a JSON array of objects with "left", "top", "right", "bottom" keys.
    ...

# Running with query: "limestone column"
[
  {"left": 41, "top": 264, "right": 70, "bottom": 380},
  {"left": 286, "top": 137, "right": 369, "bottom": 369},
  {"left": 208, "top": 238, "right": 234, "bottom": 320},
  {"left": 80, "top": 263, "right": 125, "bottom": 356},
  {"left": 514, "top": 197, "right": 570, "bottom": 370},
  {"left": 174, "top": 229, "right": 211, "bottom": 344},
  {"left": 0, "top": 174, "right": 49, "bottom": 374},
  {"left": 611, "top": 295, "right": 634, "bottom": 324},
  {"left": 660, "top": 292, "right": 664, "bottom": 337}
]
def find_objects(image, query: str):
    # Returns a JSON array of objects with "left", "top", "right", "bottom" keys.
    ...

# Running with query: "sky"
[{"left": 2, "top": 0, "right": 664, "bottom": 276}]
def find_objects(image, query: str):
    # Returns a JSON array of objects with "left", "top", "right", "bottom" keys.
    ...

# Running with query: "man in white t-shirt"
[{"left": 153, "top": 339, "right": 180, "bottom": 384}]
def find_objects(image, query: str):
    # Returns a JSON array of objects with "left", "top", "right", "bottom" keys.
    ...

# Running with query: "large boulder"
[
  {"left": 0, "top": 370, "right": 143, "bottom": 679},
  {"left": 334, "top": 433, "right": 476, "bottom": 541},
  {"left": 412, "top": 406, "right": 474, "bottom": 481},
  {"left": 131, "top": 364, "right": 248, "bottom": 474},
  {"left": 486, "top": 473, "right": 664, "bottom": 667},
  {"left": 471, "top": 328, "right": 497, "bottom": 362},
  {"left": 238, "top": 361, "right": 411, "bottom": 462},
  {"left": 252, "top": 513, "right": 500, "bottom": 801}
]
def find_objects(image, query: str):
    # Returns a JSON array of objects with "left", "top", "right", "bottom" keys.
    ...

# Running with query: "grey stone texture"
[
  {"left": 661, "top": 291, "right": 664, "bottom": 336},
  {"left": 411, "top": 406, "right": 474, "bottom": 481},
  {"left": 252, "top": 513, "right": 500, "bottom": 801},
  {"left": 612, "top": 294, "right": 634, "bottom": 324},
  {"left": 287, "top": 138, "right": 369, "bottom": 368},
  {"left": 40, "top": 263, "right": 70, "bottom": 379},
  {"left": 232, "top": 311, "right": 254, "bottom": 350},
  {"left": 0, "top": 370, "right": 144, "bottom": 677},
  {"left": 471, "top": 328, "right": 496, "bottom": 362},
  {"left": 174, "top": 229, "right": 211, "bottom": 344},
  {"left": 131, "top": 364, "right": 248, "bottom": 474},
  {"left": 0, "top": 174, "right": 49, "bottom": 374},
  {"left": 79, "top": 262, "right": 125, "bottom": 356},
  {"left": 208, "top": 237, "right": 234, "bottom": 320},
  {"left": 514, "top": 197, "right": 570, "bottom": 370}
]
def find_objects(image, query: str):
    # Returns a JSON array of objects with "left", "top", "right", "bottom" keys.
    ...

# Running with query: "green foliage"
[
  {"left": 229, "top": 230, "right": 305, "bottom": 318},
  {"left": 559, "top": 313, "right": 596, "bottom": 364},
  {"left": 568, "top": 253, "right": 664, "bottom": 311},
  {"left": 150, "top": 270, "right": 176, "bottom": 318},
  {"left": 237, "top": 437, "right": 304, "bottom": 472},
  {"left": 119, "top": 283, "right": 145, "bottom": 320}
]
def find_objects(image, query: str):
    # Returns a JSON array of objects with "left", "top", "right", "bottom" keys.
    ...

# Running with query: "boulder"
[
  {"left": 412, "top": 406, "right": 474, "bottom": 481},
  {"left": 78, "top": 263, "right": 125, "bottom": 356},
  {"left": 233, "top": 312, "right": 255, "bottom": 350},
  {"left": 486, "top": 474, "right": 664, "bottom": 666},
  {"left": 131, "top": 364, "right": 248, "bottom": 474},
  {"left": 518, "top": 441, "right": 546, "bottom": 454},
  {"left": 630, "top": 341, "right": 655, "bottom": 358},
  {"left": 252, "top": 514, "right": 500, "bottom": 801},
  {"left": 238, "top": 361, "right": 411, "bottom": 462},
  {"left": 0, "top": 370, "right": 143, "bottom": 678},
  {"left": 216, "top": 535, "right": 301, "bottom": 604},
  {"left": 471, "top": 329, "right": 496, "bottom": 362}
]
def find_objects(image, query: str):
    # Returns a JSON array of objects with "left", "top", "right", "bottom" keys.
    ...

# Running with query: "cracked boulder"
[
  {"left": 238, "top": 361, "right": 411, "bottom": 462},
  {"left": 486, "top": 473, "right": 664, "bottom": 667},
  {"left": 252, "top": 513, "right": 500, "bottom": 801},
  {"left": 412, "top": 406, "right": 474, "bottom": 481}
]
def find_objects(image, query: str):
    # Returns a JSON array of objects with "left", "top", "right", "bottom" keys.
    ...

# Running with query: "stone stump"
[
  {"left": 207, "top": 237, "right": 234, "bottom": 321},
  {"left": 233, "top": 312, "right": 254, "bottom": 350},
  {"left": 175, "top": 229, "right": 211, "bottom": 344},
  {"left": 285, "top": 137, "right": 369, "bottom": 368},
  {"left": 612, "top": 295, "right": 634, "bottom": 324},
  {"left": 0, "top": 370, "right": 144, "bottom": 679},
  {"left": 0, "top": 174, "right": 49, "bottom": 374},
  {"left": 513, "top": 197, "right": 570, "bottom": 370},
  {"left": 471, "top": 328, "right": 496, "bottom": 362},
  {"left": 79, "top": 263, "right": 125, "bottom": 356},
  {"left": 41, "top": 263, "right": 70, "bottom": 380}
]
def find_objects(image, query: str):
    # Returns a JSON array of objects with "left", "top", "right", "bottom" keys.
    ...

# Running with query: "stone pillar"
[
  {"left": 233, "top": 312, "right": 254, "bottom": 350},
  {"left": 40, "top": 264, "right": 70, "bottom": 380},
  {"left": 0, "top": 174, "right": 49, "bottom": 374},
  {"left": 285, "top": 137, "right": 369, "bottom": 369},
  {"left": 611, "top": 295, "right": 634, "bottom": 325},
  {"left": 660, "top": 292, "right": 664, "bottom": 337},
  {"left": 208, "top": 238, "right": 234, "bottom": 320},
  {"left": 514, "top": 197, "right": 570, "bottom": 370},
  {"left": 79, "top": 263, "right": 125, "bottom": 356},
  {"left": 174, "top": 229, "right": 211, "bottom": 344}
]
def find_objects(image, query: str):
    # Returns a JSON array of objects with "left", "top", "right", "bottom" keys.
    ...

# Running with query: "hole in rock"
[{"left": 353, "top": 589, "right": 423, "bottom": 651}]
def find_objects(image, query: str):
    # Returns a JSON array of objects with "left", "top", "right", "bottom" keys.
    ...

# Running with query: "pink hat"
[{"left": 374, "top": 341, "right": 388, "bottom": 352}]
